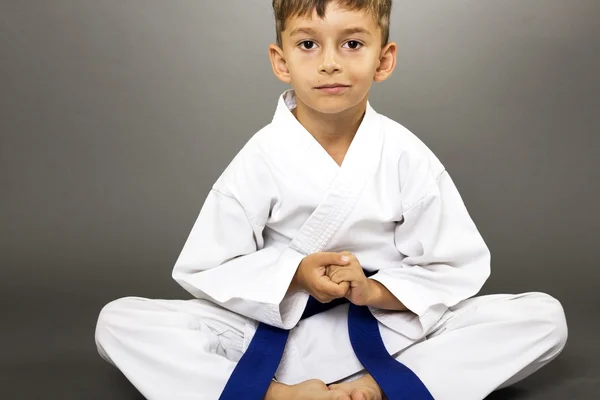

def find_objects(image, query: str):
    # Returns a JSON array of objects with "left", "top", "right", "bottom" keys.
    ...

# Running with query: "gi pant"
[{"left": 95, "top": 291, "right": 567, "bottom": 400}]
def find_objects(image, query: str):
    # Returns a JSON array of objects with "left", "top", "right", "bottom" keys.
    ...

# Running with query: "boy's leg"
[
  {"left": 332, "top": 292, "right": 567, "bottom": 400},
  {"left": 95, "top": 297, "right": 363, "bottom": 400},
  {"left": 95, "top": 296, "right": 249, "bottom": 400},
  {"left": 96, "top": 297, "right": 364, "bottom": 400}
]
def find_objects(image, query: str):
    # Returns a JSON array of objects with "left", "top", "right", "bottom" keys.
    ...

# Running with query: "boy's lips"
[
  {"left": 315, "top": 84, "right": 350, "bottom": 94},
  {"left": 315, "top": 84, "right": 350, "bottom": 89}
]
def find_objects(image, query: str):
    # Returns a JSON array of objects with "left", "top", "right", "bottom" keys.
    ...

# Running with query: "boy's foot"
[
  {"left": 328, "top": 374, "right": 383, "bottom": 400},
  {"left": 266, "top": 379, "right": 352, "bottom": 400}
]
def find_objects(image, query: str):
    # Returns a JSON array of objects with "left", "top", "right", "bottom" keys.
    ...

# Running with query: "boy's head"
[{"left": 269, "top": 0, "right": 396, "bottom": 115}]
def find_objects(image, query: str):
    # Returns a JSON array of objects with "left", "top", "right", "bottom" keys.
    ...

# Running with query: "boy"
[{"left": 95, "top": 1, "right": 568, "bottom": 399}]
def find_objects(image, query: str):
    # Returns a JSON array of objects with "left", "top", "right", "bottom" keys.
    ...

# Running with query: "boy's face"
[{"left": 269, "top": 2, "right": 396, "bottom": 115}]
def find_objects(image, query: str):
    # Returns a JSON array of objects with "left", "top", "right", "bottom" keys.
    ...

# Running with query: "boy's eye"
[
  {"left": 300, "top": 41, "right": 316, "bottom": 50},
  {"left": 298, "top": 40, "right": 362, "bottom": 50},
  {"left": 343, "top": 40, "right": 362, "bottom": 50}
]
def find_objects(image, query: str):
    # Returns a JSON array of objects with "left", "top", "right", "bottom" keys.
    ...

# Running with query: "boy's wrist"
[
  {"left": 366, "top": 278, "right": 407, "bottom": 311},
  {"left": 366, "top": 278, "right": 383, "bottom": 306}
]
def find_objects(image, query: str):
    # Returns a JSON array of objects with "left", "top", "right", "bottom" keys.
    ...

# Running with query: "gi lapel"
[{"left": 274, "top": 91, "right": 384, "bottom": 255}]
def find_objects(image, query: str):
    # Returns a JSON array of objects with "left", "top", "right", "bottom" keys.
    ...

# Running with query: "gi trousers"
[{"left": 95, "top": 291, "right": 567, "bottom": 400}]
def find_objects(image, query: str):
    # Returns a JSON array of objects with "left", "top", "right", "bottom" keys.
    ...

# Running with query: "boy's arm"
[
  {"left": 368, "top": 168, "right": 491, "bottom": 338},
  {"left": 172, "top": 188, "right": 310, "bottom": 330}
]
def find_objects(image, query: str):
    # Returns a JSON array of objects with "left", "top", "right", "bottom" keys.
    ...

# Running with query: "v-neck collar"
[{"left": 272, "top": 89, "right": 380, "bottom": 172}]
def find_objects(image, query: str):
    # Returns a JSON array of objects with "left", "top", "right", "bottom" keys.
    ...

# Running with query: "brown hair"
[{"left": 272, "top": 0, "right": 392, "bottom": 47}]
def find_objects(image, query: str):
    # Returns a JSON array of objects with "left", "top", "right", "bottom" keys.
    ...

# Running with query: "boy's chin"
[{"left": 305, "top": 97, "right": 360, "bottom": 115}]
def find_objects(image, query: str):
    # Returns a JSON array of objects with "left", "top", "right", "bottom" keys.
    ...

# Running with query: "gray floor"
[{"left": 1, "top": 285, "right": 597, "bottom": 400}]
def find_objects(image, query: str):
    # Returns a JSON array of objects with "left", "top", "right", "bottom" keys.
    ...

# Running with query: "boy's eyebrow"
[{"left": 288, "top": 26, "right": 372, "bottom": 37}]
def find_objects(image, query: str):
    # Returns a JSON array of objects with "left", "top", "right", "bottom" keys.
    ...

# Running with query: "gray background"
[{"left": 1, "top": 0, "right": 599, "bottom": 398}]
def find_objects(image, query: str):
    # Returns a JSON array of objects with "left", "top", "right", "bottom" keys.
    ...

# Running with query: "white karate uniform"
[{"left": 95, "top": 90, "right": 568, "bottom": 400}]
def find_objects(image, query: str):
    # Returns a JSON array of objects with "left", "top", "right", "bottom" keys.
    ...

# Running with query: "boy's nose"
[{"left": 319, "top": 48, "right": 342, "bottom": 74}]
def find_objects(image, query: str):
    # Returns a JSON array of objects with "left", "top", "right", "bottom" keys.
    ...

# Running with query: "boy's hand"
[
  {"left": 291, "top": 252, "right": 351, "bottom": 303},
  {"left": 327, "top": 251, "right": 374, "bottom": 306}
]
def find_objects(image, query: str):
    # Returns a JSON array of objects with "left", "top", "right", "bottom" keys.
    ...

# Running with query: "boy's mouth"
[
  {"left": 315, "top": 84, "right": 350, "bottom": 94},
  {"left": 315, "top": 83, "right": 350, "bottom": 89}
]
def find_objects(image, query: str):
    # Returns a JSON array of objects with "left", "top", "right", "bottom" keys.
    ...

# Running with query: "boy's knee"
[
  {"left": 95, "top": 297, "right": 144, "bottom": 345},
  {"left": 539, "top": 293, "right": 568, "bottom": 352},
  {"left": 519, "top": 292, "right": 568, "bottom": 354}
]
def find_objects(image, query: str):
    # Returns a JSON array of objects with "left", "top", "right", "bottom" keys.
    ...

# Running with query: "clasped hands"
[{"left": 290, "top": 251, "right": 374, "bottom": 306}]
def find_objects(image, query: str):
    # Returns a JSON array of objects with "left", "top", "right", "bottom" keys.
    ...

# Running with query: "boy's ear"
[
  {"left": 269, "top": 44, "right": 292, "bottom": 84},
  {"left": 373, "top": 41, "right": 397, "bottom": 83}
]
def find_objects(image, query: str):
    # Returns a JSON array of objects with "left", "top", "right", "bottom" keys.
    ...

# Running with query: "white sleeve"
[
  {"left": 369, "top": 169, "right": 491, "bottom": 338},
  {"left": 172, "top": 188, "right": 309, "bottom": 329}
]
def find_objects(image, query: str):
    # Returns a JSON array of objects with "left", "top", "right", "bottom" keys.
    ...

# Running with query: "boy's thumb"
[
  {"left": 319, "top": 252, "right": 350, "bottom": 265},
  {"left": 339, "top": 251, "right": 352, "bottom": 263}
]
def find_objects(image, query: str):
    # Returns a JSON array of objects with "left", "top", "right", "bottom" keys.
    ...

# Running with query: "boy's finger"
[
  {"left": 317, "top": 252, "right": 351, "bottom": 266},
  {"left": 316, "top": 277, "right": 348, "bottom": 298},
  {"left": 331, "top": 281, "right": 349, "bottom": 298},
  {"left": 326, "top": 263, "right": 353, "bottom": 278},
  {"left": 339, "top": 281, "right": 350, "bottom": 296},
  {"left": 329, "top": 268, "right": 354, "bottom": 285},
  {"left": 327, "top": 265, "right": 343, "bottom": 280},
  {"left": 314, "top": 277, "right": 335, "bottom": 293}
]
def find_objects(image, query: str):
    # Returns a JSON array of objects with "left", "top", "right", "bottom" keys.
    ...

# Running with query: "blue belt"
[{"left": 218, "top": 275, "right": 434, "bottom": 400}]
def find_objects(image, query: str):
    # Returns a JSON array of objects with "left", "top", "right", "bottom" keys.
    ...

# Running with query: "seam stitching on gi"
[
  {"left": 435, "top": 168, "right": 447, "bottom": 181},
  {"left": 401, "top": 168, "right": 446, "bottom": 214},
  {"left": 211, "top": 188, "right": 266, "bottom": 228},
  {"left": 402, "top": 192, "right": 431, "bottom": 214}
]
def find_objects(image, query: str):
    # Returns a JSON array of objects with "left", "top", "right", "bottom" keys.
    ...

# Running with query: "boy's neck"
[{"left": 292, "top": 94, "right": 368, "bottom": 152}]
